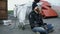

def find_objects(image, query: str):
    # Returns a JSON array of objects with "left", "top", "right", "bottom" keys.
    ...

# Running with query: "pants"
[
  {"left": 32, "top": 24, "right": 53, "bottom": 34},
  {"left": 46, "top": 24, "right": 53, "bottom": 32},
  {"left": 32, "top": 27, "right": 48, "bottom": 34}
]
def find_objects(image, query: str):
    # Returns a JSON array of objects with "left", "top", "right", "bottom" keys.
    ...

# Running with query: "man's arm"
[
  {"left": 34, "top": 6, "right": 42, "bottom": 15},
  {"left": 34, "top": 7, "right": 40, "bottom": 12},
  {"left": 28, "top": 13, "right": 35, "bottom": 28}
]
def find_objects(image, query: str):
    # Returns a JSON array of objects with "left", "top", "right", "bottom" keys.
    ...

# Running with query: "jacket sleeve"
[{"left": 28, "top": 13, "right": 35, "bottom": 28}]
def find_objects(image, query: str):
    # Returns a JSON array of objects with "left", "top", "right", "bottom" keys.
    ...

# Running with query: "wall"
[
  {"left": 8, "top": 0, "right": 33, "bottom": 10},
  {"left": 8, "top": 0, "right": 60, "bottom": 17},
  {"left": 8, "top": 0, "right": 60, "bottom": 10}
]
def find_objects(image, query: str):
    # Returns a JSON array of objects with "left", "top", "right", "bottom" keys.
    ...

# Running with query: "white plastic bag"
[{"left": 14, "top": 2, "right": 32, "bottom": 25}]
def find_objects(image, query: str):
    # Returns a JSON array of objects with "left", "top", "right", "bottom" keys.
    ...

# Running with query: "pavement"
[{"left": 0, "top": 14, "right": 60, "bottom": 34}]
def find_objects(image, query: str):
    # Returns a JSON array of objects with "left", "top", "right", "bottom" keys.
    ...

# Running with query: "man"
[
  {"left": 28, "top": 0, "right": 53, "bottom": 34},
  {"left": 29, "top": 0, "right": 48, "bottom": 34}
]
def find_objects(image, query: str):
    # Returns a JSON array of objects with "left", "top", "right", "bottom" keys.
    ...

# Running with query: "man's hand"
[{"left": 34, "top": 7, "right": 40, "bottom": 12}]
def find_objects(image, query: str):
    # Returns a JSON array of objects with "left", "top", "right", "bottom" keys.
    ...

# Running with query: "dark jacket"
[
  {"left": 29, "top": 2, "right": 43, "bottom": 29},
  {"left": 29, "top": 11, "right": 44, "bottom": 29}
]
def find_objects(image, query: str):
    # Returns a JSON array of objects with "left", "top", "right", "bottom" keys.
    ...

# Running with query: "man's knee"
[{"left": 32, "top": 27, "right": 46, "bottom": 32}]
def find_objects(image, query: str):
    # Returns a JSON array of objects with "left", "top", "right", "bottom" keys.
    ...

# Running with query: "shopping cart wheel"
[
  {"left": 18, "top": 24, "right": 25, "bottom": 30},
  {"left": 22, "top": 26, "right": 25, "bottom": 30}
]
